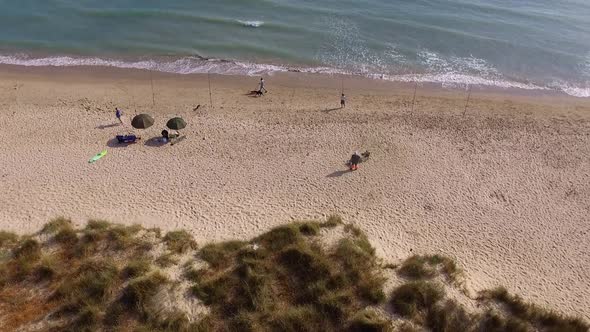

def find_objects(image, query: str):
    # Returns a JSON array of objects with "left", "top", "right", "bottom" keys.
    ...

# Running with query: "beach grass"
[
  {"left": 54, "top": 259, "right": 119, "bottom": 307},
  {"left": 34, "top": 255, "right": 58, "bottom": 281},
  {"left": 390, "top": 280, "right": 445, "bottom": 319},
  {"left": 163, "top": 230, "right": 197, "bottom": 254},
  {"left": 0, "top": 230, "right": 19, "bottom": 248},
  {"left": 0, "top": 215, "right": 587, "bottom": 331},
  {"left": 54, "top": 227, "right": 78, "bottom": 245},
  {"left": 120, "top": 271, "right": 169, "bottom": 317},
  {"left": 478, "top": 287, "right": 589, "bottom": 332},
  {"left": 189, "top": 220, "right": 388, "bottom": 331},
  {"left": 14, "top": 238, "right": 41, "bottom": 261},
  {"left": 321, "top": 214, "right": 344, "bottom": 228},
  {"left": 122, "top": 257, "right": 152, "bottom": 278},
  {"left": 397, "top": 254, "right": 461, "bottom": 283},
  {"left": 388, "top": 270, "right": 589, "bottom": 332},
  {"left": 348, "top": 309, "right": 392, "bottom": 332},
  {"left": 86, "top": 219, "right": 111, "bottom": 231},
  {"left": 199, "top": 240, "right": 247, "bottom": 268},
  {"left": 155, "top": 252, "right": 178, "bottom": 268},
  {"left": 41, "top": 217, "right": 73, "bottom": 234},
  {"left": 426, "top": 299, "right": 477, "bottom": 331}
]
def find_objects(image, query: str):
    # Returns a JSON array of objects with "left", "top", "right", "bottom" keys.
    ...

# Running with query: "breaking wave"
[
  {"left": 237, "top": 20, "right": 264, "bottom": 28},
  {"left": 0, "top": 53, "right": 587, "bottom": 97}
]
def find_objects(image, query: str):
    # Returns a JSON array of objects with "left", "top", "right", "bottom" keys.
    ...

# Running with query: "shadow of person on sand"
[
  {"left": 326, "top": 170, "right": 350, "bottom": 178},
  {"left": 96, "top": 123, "right": 121, "bottom": 129},
  {"left": 245, "top": 90, "right": 263, "bottom": 98},
  {"left": 144, "top": 137, "right": 168, "bottom": 147},
  {"left": 106, "top": 137, "right": 138, "bottom": 148},
  {"left": 322, "top": 107, "right": 341, "bottom": 114}
]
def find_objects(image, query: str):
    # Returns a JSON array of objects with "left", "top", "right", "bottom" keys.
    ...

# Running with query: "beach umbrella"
[
  {"left": 166, "top": 117, "right": 187, "bottom": 130},
  {"left": 131, "top": 114, "right": 154, "bottom": 129}
]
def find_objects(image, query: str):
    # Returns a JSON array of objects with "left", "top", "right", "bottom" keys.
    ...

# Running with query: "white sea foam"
[
  {"left": 237, "top": 20, "right": 264, "bottom": 28},
  {"left": 0, "top": 53, "right": 587, "bottom": 97},
  {"left": 418, "top": 50, "right": 502, "bottom": 80},
  {"left": 0, "top": 54, "right": 284, "bottom": 75},
  {"left": 548, "top": 81, "right": 590, "bottom": 98},
  {"left": 559, "top": 86, "right": 590, "bottom": 98},
  {"left": 376, "top": 72, "right": 547, "bottom": 91},
  {"left": 398, "top": 50, "right": 590, "bottom": 95}
]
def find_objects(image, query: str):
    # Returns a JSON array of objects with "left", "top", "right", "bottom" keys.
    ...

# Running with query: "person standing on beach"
[
  {"left": 258, "top": 78, "right": 267, "bottom": 94},
  {"left": 341, "top": 93, "right": 346, "bottom": 108},
  {"left": 115, "top": 107, "right": 123, "bottom": 124}
]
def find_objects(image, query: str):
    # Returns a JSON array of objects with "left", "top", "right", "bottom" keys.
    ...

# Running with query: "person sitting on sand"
[
  {"left": 161, "top": 129, "right": 179, "bottom": 143},
  {"left": 161, "top": 129, "right": 170, "bottom": 143},
  {"left": 350, "top": 151, "right": 361, "bottom": 171}
]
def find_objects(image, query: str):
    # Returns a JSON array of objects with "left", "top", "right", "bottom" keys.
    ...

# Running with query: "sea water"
[{"left": 0, "top": 0, "right": 588, "bottom": 96}]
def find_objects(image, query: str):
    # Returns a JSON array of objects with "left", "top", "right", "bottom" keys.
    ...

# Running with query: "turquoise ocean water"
[{"left": 0, "top": 0, "right": 589, "bottom": 96}]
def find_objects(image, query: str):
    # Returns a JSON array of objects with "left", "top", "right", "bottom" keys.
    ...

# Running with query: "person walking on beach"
[
  {"left": 340, "top": 93, "right": 346, "bottom": 108},
  {"left": 115, "top": 107, "right": 123, "bottom": 124},
  {"left": 258, "top": 77, "right": 267, "bottom": 95}
]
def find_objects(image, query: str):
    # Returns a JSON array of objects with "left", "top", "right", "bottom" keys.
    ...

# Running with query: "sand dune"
[{"left": 0, "top": 65, "right": 589, "bottom": 319}]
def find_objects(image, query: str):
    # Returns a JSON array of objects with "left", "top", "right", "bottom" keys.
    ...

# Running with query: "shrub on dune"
[
  {"left": 154, "top": 310, "right": 199, "bottom": 332},
  {"left": 122, "top": 257, "right": 152, "bottom": 279},
  {"left": 478, "top": 310, "right": 531, "bottom": 332},
  {"left": 479, "top": 287, "right": 589, "bottom": 332},
  {"left": 348, "top": 309, "right": 391, "bottom": 332},
  {"left": 1, "top": 217, "right": 587, "bottom": 332},
  {"left": 398, "top": 255, "right": 459, "bottom": 282},
  {"left": 155, "top": 252, "right": 178, "bottom": 268},
  {"left": 14, "top": 238, "right": 41, "bottom": 261},
  {"left": 389, "top": 281, "right": 445, "bottom": 319},
  {"left": 0, "top": 238, "right": 42, "bottom": 281},
  {"left": 0, "top": 231, "right": 19, "bottom": 248},
  {"left": 70, "top": 304, "right": 101, "bottom": 331},
  {"left": 267, "top": 305, "right": 326, "bottom": 331},
  {"left": 86, "top": 219, "right": 111, "bottom": 231},
  {"left": 189, "top": 221, "right": 387, "bottom": 331},
  {"left": 294, "top": 221, "right": 321, "bottom": 235},
  {"left": 321, "top": 215, "right": 344, "bottom": 228},
  {"left": 55, "top": 259, "right": 119, "bottom": 310},
  {"left": 199, "top": 240, "right": 246, "bottom": 268},
  {"left": 41, "top": 217, "right": 73, "bottom": 234},
  {"left": 334, "top": 238, "right": 385, "bottom": 303},
  {"left": 55, "top": 227, "right": 78, "bottom": 245},
  {"left": 120, "top": 271, "right": 169, "bottom": 317},
  {"left": 426, "top": 299, "right": 477, "bottom": 332},
  {"left": 106, "top": 225, "right": 141, "bottom": 250},
  {"left": 34, "top": 255, "right": 58, "bottom": 281},
  {"left": 278, "top": 245, "right": 332, "bottom": 283},
  {"left": 254, "top": 224, "right": 303, "bottom": 251},
  {"left": 163, "top": 230, "right": 197, "bottom": 254}
]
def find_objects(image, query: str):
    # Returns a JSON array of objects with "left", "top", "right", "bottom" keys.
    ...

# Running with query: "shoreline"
[
  {"left": 0, "top": 63, "right": 586, "bottom": 106},
  {"left": 0, "top": 63, "right": 589, "bottom": 319},
  {"left": 0, "top": 51, "right": 588, "bottom": 99}
]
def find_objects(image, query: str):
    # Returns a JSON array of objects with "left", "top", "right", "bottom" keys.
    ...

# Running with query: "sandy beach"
[{"left": 0, "top": 65, "right": 589, "bottom": 319}]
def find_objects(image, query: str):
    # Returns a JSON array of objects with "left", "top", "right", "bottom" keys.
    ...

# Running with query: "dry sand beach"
[{"left": 0, "top": 65, "right": 589, "bottom": 319}]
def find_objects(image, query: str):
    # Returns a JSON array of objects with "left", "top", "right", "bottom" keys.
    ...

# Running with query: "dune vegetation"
[{"left": 0, "top": 216, "right": 587, "bottom": 331}]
